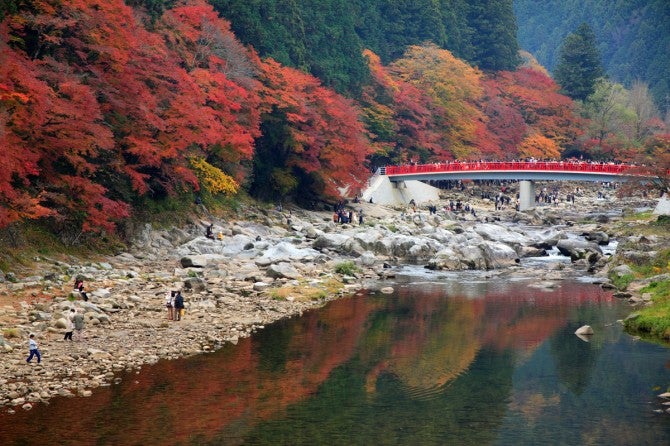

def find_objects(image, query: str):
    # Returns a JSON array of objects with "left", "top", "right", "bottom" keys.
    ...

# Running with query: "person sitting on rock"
[{"left": 206, "top": 224, "right": 214, "bottom": 239}]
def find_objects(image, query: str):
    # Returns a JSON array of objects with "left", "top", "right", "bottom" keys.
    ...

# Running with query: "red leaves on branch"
[{"left": 258, "top": 59, "right": 373, "bottom": 197}]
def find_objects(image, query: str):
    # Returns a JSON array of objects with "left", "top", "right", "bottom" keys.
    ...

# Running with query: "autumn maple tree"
[
  {"left": 252, "top": 58, "right": 373, "bottom": 202},
  {"left": 390, "top": 44, "right": 486, "bottom": 159}
]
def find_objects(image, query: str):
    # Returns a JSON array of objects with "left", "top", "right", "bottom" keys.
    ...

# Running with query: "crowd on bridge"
[{"left": 383, "top": 157, "right": 640, "bottom": 176}]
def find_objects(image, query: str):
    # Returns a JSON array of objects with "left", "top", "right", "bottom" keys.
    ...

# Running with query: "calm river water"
[{"left": 1, "top": 270, "right": 669, "bottom": 445}]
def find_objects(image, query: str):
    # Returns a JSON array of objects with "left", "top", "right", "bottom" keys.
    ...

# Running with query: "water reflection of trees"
[{"left": 0, "top": 282, "right": 618, "bottom": 445}]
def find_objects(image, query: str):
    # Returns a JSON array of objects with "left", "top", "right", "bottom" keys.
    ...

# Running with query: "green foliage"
[
  {"left": 213, "top": 0, "right": 522, "bottom": 95},
  {"left": 0, "top": 0, "right": 19, "bottom": 18},
  {"left": 466, "top": 0, "right": 520, "bottom": 71},
  {"left": 608, "top": 272, "right": 635, "bottom": 291},
  {"left": 623, "top": 279, "right": 670, "bottom": 341},
  {"left": 334, "top": 260, "right": 360, "bottom": 276},
  {"left": 515, "top": 0, "right": 670, "bottom": 113},
  {"left": 554, "top": 23, "right": 604, "bottom": 101}
]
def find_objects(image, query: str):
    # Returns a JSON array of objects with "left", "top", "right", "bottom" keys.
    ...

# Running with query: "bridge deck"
[{"left": 383, "top": 161, "right": 643, "bottom": 182}]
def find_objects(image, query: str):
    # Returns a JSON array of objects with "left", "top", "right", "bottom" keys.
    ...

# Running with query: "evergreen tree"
[
  {"left": 515, "top": 0, "right": 670, "bottom": 113},
  {"left": 554, "top": 23, "right": 604, "bottom": 101},
  {"left": 209, "top": 0, "right": 307, "bottom": 69},
  {"left": 466, "top": 0, "right": 520, "bottom": 71}
]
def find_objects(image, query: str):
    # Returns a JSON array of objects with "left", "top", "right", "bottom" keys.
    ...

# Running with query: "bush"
[
  {"left": 2, "top": 328, "right": 20, "bottom": 339},
  {"left": 334, "top": 260, "right": 359, "bottom": 276}
]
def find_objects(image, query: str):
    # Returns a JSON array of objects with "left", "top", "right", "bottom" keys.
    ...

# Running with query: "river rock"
[
  {"left": 575, "top": 325, "right": 594, "bottom": 335},
  {"left": 266, "top": 263, "right": 301, "bottom": 280},
  {"left": 474, "top": 223, "right": 531, "bottom": 245},
  {"left": 183, "top": 277, "right": 207, "bottom": 292},
  {"left": 610, "top": 264, "right": 634, "bottom": 278},
  {"left": 556, "top": 239, "right": 602, "bottom": 262},
  {"left": 584, "top": 231, "right": 610, "bottom": 245},
  {"left": 255, "top": 242, "right": 320, "bottom": 266}
]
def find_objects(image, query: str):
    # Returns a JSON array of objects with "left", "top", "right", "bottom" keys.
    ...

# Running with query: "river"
[{"left": 1, "top": 268, "right": 669, "bottom": 445}]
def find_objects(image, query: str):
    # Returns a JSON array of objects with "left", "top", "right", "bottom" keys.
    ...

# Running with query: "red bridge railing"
[{"left": 384, "top": 161, "right": 638, "bottom": 176}]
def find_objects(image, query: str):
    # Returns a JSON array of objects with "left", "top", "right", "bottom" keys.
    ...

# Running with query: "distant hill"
[{"left": 514, "top": 0, "right": 670, "bottom": 112}]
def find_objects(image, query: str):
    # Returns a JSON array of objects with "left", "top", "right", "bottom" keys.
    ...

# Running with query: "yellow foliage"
[{"left": 188, "top": 157, "right": 239, "bottom": 196}]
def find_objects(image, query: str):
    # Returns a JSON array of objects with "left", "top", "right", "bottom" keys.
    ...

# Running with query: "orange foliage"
[{"left": 518, "top": 133, "right": 561, "bottom": 160}]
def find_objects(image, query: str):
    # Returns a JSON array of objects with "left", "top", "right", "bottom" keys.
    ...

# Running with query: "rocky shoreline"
[{"left": 0, "top": 184, "right": 662, "bottom": 413}]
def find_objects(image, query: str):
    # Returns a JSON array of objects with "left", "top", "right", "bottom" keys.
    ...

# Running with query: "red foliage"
[
  {"left": 0, "top": 0, "right": 264, "bottom": 231},
  {"left": 361, "top": 50, "right": 447, "bottom": 163},
  {"left": 485, "top": 68, "right": 584, "bottom": 157},
  {"left": 259, "top": 59, "right": 373, "bottom": 196}
]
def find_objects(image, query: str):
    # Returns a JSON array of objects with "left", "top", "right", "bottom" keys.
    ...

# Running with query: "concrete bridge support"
[
  {"left": 518, "top": 180, "right": 535, "bottom": 211},
  {"left": 360, "top": 176, "right": 440, "bottom": 206}
]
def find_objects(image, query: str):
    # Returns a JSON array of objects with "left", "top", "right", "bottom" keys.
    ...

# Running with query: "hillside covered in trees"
[
  {"left": 514, "top": 0, "right": 670, "bottom": 114},
  {"left": 0, "top": 0, "right": 668, "bottom": 241}
]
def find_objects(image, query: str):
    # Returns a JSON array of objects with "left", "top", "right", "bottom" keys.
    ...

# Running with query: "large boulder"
[
  {"left": 473, "top": 223, "right": 531, "bottom": 245},
  {"left": 255, "top": 242, "right": 321, "bottom": 266},
  {"left": 426, "top": 241, "right": 518, "bottom": 271},
  {"left": 312, "top": 233, "right": 351, "bottom": 251},
  {"left": 556, "top": 239, "right": 603, "bottom": 263},
  {"left": 180, "top": 254, "right": 228, "bottom": 268},
  {"left": 183, "top": 277, "right": 207, "bottom": 292}
]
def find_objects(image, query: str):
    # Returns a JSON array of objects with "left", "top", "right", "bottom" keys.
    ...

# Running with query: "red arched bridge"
[
  {"left": 364, "top": 161, "right": 656, "bottom": 210},
  {"left": 382, "top": 160, "right": 642, "bottom": 182}
]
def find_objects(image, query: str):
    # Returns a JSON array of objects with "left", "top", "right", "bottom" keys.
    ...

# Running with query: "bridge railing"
[{"left": 384, "top": 161, "right": 638, "bottom": 176}]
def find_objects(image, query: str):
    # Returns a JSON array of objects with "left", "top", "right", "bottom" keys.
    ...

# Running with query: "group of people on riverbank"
[
  {"left": 332, "top": 201, "right": 364, "bottom": 225},
  {"left": 165, "top": 290, "right": 185, "bottom": 321}
]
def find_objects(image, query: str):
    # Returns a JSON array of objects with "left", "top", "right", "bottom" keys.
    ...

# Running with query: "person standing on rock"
[
  {"left": 64, "top": 309, "right": 75, "bottom": 341},
  {"left": 174, "top": 291, "right": 185, "bottom": 321},
  {"left": 73, "top": 308, "right": 85, "bottom": 340},
  {"left": 165, "top": 290, "right": 175, "bottom": 320},
  {"left": 26, "top": 334, "right": 41, "bottom": 364}
]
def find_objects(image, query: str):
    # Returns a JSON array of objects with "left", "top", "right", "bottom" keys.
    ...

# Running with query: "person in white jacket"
[{"left": 64, "top": 310, "right": 75, "bottom": 341}]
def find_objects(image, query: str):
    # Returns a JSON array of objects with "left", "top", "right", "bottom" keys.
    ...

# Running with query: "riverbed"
[{"left": 1, "top": 269, "right": 669, "bottom": 445}]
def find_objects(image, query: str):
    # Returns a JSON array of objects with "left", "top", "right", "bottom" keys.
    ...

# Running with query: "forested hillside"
[
  {"left": 0, "top": 0, "right": 667, "bottom": 241},
  {"left": 211, "top": 0, "right": 520, "bottom": 94},
  {"left": 514, "top": 0, "right": 670, "bottom": 113}
]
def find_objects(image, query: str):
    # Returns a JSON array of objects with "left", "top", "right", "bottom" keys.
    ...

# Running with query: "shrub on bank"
[
  {"left": 624, "top": 280, "right": 670, "bottom": 341},
  {"left": 334, "top": 261, "right": 360, "bottom": 276},
  {"left": 617, "top": 216, "right": 670, "bottom": 343}
]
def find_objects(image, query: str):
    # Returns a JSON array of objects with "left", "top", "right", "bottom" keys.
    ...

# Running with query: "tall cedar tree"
[
  {"left": 554, "top": 23, "right": 604, "bottom": 101},
  {"left": 466, "top": 0, "right": 520, "bottom": 71}
]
